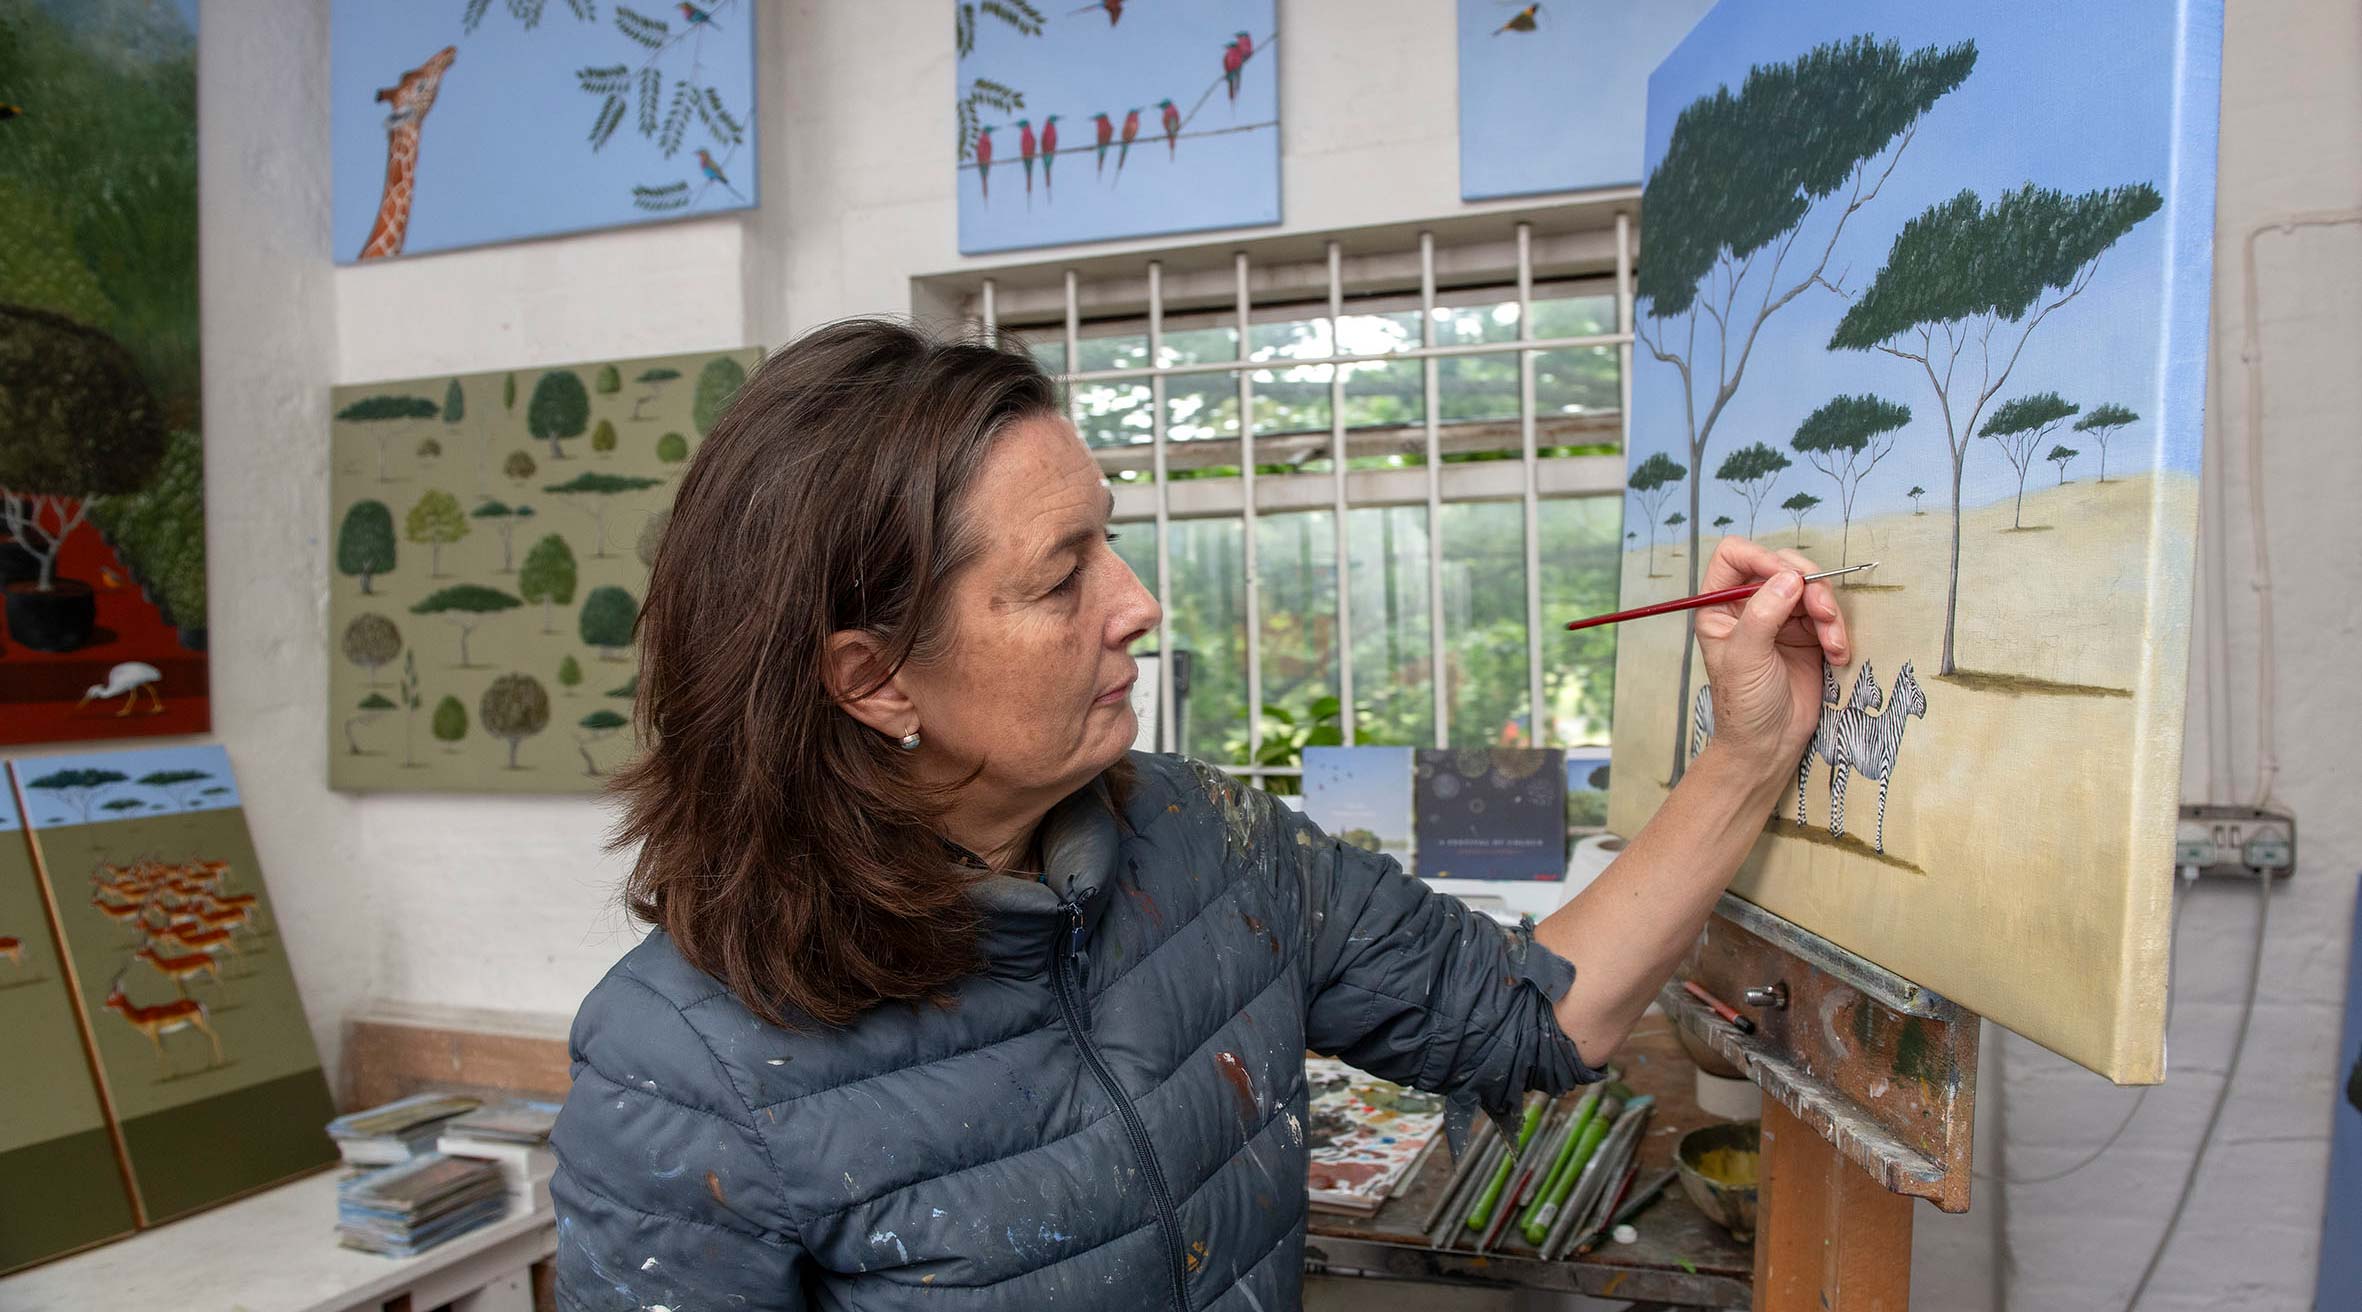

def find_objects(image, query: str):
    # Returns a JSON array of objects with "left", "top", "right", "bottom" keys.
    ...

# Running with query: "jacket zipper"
[{"left": 1052, "top": 903, "right": 1193, "bottom": 1312}]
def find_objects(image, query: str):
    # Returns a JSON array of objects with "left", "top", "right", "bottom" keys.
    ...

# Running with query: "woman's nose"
[{"left": 1113, "top": 566, "right": 1161, "bottom": 646}]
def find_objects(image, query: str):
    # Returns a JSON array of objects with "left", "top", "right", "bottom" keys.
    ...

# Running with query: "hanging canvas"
[
  {"left": 0, "top": 772, "right": 137, "bottom": 1273},
  {"left": 2319, "top": 880, "right": 2362, "bottom": 1308},
  {"left": 1605, "top": 0, "right": 2219, "bottom": 1082},
  {"left": 0, "top": 0, "right": 208, "bottom": 746},
  {"left": 955, "top": 0, "right": 1278, "bottom": 255},
  {"left": 7, "top": 745, "right": 339, "bottom": 1227},
  {"left": 1414, "top": 748, "right": 1567, "bottom": 882},
  {"left": 328, "top": 348, "right": 760, "bottom": 793},
  {"left": 329, "top": 0, "right": 757, "bottom": 263},
  {"left": 1456, "top": 0, "right": 1713, "bottom": 201}
]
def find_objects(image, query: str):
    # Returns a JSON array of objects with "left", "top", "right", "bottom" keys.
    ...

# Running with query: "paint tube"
[
  {"left": 1417, "top": 1116, "right": 1499, "bottom": 1235},
  {"left": 1431, "top": 1136, "right": 1508, "bottom": 1249},
  {"left": 1478, "top": 1109, "right": 1572, "bottom": 1255},
  {"left": 1544, "top": 1098, "right": 1654, "bottom": 1260},
  {"left": 1522, "top": 1094, "right": 1620, "bottom": 1243},
  {"left": 1463, "top": 1094, "right": 1547, "bottom": 1231},
  {"left": 1513, "top": 1085, "right": 1602, "bottom": 1240}
]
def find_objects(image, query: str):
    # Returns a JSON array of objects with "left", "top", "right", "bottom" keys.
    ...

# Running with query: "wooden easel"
[{"left": 1660, "top": 893, "right": 1980, "bottom": 1311}]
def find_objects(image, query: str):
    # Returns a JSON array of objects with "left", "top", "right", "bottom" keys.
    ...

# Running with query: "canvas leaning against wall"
[
  {"left": 6, "top": 745, "right": 340, "bottom": 1229},
  {"left": 330, "top": 0, "right": 757, "bottom": 263},
  {"left": 0, "top": 0, "right": 209, "bottom": 746},
  {"left": 0, "top": 773, "right": 137, "bottom": 1273},
  {"left": 1604, "top": 0, "right": 2220, "bottom": 1083},
  {"left": 328, "top": 348, "right": 759, "bottom": 794},
  {"left": 1456, "top": 0, "right": 1713, "bottom": 201},
  {"left": 955, "top": 0, "right": 1278, "bottom": 254}
]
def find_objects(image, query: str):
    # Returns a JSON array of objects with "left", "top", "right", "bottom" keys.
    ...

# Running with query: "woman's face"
[{"left": 894, "top": 414, "right": 1160, "bottom": 805}]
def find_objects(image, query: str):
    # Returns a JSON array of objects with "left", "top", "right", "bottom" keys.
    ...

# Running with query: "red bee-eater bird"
[
  {"left": 1158, "top": 99, "right": 1180, "bottom": 159},
  {"left": 676, "top": 2, "right": 721, "bottom": 30},
  {"left": 1223, "top": 32, "right": 1257, "bottom": 103},
  {"left": 1016, "top": 117, "right": 1037, "bottom": 202},
  {"left": 1039, "top": 114, "right": 1059, "bottom": 198},
  {"left": 1067, "top": 0, "right": 1122, "bottom": 24},
  {"left": 1092, "top": 112, "right": 1115, "bottom": 178},
  {"left": 1116, "top": 106, "right": 1140, "bottom": 180},
  {"left": 1493, "top": 4, "right": 1542, "bottom": 35},
  {"left": 975, "top": 125, "right": 995, "bottom": 201}
]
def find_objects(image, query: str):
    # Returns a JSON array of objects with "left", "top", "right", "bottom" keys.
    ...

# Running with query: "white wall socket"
[{"left": 2175, "top": 803, "right": 2297, "bottom": 879}]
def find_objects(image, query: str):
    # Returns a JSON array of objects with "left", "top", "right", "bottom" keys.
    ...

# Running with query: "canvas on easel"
[
  {"left": 6, "top": 745, "right": 339, "bottom": 1227},
  {"left": 0, "top": 772, "right": 136, "bottom": 1273},
  {"left": 1606, "top": 0, "right": 2221, "bottom": 1082}
]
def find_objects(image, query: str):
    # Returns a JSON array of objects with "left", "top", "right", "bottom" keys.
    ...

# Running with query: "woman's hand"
[{"left": 1690, "top": 536, "right": 1850, "bottom": 787}]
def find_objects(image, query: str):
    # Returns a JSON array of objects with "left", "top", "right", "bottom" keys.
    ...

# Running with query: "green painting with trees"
[{"left": 329, "top": 347, "right": 762, "bottom": 792}]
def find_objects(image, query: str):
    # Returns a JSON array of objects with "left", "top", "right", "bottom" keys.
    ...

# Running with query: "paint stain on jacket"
[{"left": 1214, "top": 1050, "right": 1258, "bottom": 1122}]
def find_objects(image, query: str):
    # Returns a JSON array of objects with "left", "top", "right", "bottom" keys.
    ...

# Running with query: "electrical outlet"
[{"left": 2175, "top": 804, "right": 2297, "bottom": 880}]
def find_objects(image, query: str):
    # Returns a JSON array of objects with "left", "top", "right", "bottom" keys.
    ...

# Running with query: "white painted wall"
[{"left": 7, "top": 0, "right": 2337, "bottom": 1305}]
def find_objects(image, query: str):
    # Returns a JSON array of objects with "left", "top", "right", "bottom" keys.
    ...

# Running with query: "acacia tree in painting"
[
  {"left": 1976, "top": 392, "right": 2079, "bottom": 529},
  {"left": 136, "top": 768, "right": 214, "bottom": 810},
  {"left": 1627, "top": 452, "right": 1685, "bottom": 578},
  {"left": 1782, "top": 491, "right": 1821, "bottom": 546},
  {"left": 1713, "top": 442, "right": 1791, "bottom": 539},
  {"left": 1829, "top": 182, "right": 2162, "bottom": 674},
  {"left": 2073, "top": 403, "right": 2136, "bottom": 482},
  {"left": 411, "top": 584, "right": 522, "bottom": 667},
  {"left": 336, "top": 393, "right": 439, "bottom": 481},
  {"left": 1636, "top": 36, "right": 1975, "bottom": 781},
  {"left": 575, "top": 708, "right": 630, "bottom": 775},
  {"left": 1907, "top": 484, "right": 1927, "bottom": 514},
  {"left": 630, "top": 366, "right": 680, "bottom": 420},
  {"left": 471, "top": 500, "right": 536, "bottom": 571},
  {"left": 1791, "top": 393, "right": 1909, "bottom": 566},
  {"left": 345, "top": 693, "right": 396, "bottom": 756},
  {"left": 544, "top": 472, "right": 663, "bottom": 557},
  {"left": 1712, "top": 515, "right": 1734, "bottom": 533},
  {"left": 2047, "top": 444, "right": 2079, "bottom": 485},
  {"left": 25, "top": 768, "right": 130, "bottom": 823}
]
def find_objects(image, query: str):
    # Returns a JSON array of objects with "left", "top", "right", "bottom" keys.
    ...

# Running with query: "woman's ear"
[{"left": 825, "top": 630, "right": 917, "bottom": 739}]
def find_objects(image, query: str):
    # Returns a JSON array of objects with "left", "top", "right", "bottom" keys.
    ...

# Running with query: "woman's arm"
[{"left": 1535, "top": 538, "right": 1849, "bottom": 1067}]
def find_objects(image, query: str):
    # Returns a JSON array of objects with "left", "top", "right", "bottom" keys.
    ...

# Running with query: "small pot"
[
  {"left": 1675, "top": 1120, "right": 1760, "bottom": 1243},
  {"left": 4, "top": 578, "right": 97, "bottom": 652}
]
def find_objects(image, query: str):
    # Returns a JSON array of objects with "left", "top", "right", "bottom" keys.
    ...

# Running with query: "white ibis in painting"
[{"left": 78, "top": 662, "right": 165, "bottom": 716}]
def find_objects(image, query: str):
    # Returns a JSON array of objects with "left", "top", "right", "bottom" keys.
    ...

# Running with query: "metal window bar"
[
  {"left": 1148, "top": 261, "right": 1176, "bottom": 755},
  {"left": 981, "top": 217, "right": 1638, "bottom": 772}
]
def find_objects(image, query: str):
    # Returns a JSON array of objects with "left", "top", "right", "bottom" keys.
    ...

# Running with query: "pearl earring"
[{"left": 897, "top": 730, "right": 922, "bottom": 752}]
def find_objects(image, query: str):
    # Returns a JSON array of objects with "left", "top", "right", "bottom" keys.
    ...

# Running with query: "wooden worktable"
[{"left": 1305, "top": 1014, "right": 1754, "bottom": 1309}]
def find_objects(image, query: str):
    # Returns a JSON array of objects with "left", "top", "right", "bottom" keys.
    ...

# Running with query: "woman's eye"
[{"left": 1050, "top": 562, "right": 1086, "bottom": 595}]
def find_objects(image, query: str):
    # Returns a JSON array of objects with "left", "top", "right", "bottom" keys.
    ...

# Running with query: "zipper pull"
[{"left": 1068, "top": 906, "right": 1085, "bottom": 956}]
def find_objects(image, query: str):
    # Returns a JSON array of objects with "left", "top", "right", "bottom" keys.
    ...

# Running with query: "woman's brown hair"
[{"left": 611, "top": 318, "right": 1059, "bottom": 1029}]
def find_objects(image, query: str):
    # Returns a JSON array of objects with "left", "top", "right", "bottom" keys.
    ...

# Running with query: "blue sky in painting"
[
  {"left": 1564, "top": 749, "right": 1612, "bottom": 794},
  {"left": 331, "top": 0, "right": 756, "bottom": 263},
  {"left": 957, "top": 0, "right": 1277, "bottom": 255},
  {"left": 1630, "top": 0, "right": 2217, "bottom": 532},
  {"left": 1457, "top": 0, "right": 1713, "bottom": 201},
  {"left": 9, "top": 744, "right": 243, "bottom": 829}
]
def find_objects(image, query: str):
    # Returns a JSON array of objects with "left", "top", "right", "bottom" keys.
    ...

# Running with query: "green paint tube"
[
  {"left": 1521, "top": 1095, "right": 1621, "bottom": 1244},
  {"left": 1512, "top": 1086, "right": 1601, "bottom": 1238},
  {"left": 1465, "top": 1096, "right": 1547, "bottom": 1231}
]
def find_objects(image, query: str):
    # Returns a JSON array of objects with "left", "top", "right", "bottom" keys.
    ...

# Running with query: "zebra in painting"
[
  {"left": 1797, "top": 661, "right": 1881, "bottom": 825},
  {"left": 1824, "top": 660, "right": 1927, "bottom": 854}
]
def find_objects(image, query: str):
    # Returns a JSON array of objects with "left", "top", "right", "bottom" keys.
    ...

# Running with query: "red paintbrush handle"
[{"left": 1563, "top": 580, "right": 1764, "bottom": 631}]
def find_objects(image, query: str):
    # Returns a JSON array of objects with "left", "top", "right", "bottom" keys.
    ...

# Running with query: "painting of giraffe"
[
  {"left": 332, "top": 2, "right": 757, "bottom": 262},
  {"left": 357, "top": 46, "right": 456, "bottom": 261}
]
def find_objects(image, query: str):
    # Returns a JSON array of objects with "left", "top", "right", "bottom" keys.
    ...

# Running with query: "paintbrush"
[
  {"left": 1431, "top": 1136, "right": 1508, "bottom": 1249},
  {"left": 1418, "top": 1116, "right": 1500, "bottom": 1234},
  {"left": 1564, "top": 562, "right": 1878, "bottom": 632},
  {"left": 1479, "top": 1107, "right": 1573, "bottom": 1254},
  {"left": 1572, "top": 1168, "right": 1680, "bottom": 1257}
]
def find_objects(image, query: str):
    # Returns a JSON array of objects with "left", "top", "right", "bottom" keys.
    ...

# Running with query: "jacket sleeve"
[
  {"left": 1281, "top": 802, "right": 1602, "bottom": 1116},
  {"left": 550, "top": 970, "right": 810, "bottom": 1311}
]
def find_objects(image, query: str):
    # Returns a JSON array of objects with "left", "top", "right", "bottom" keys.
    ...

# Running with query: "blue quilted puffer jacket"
[{"left": 550, "top": 753, "right": 1597, "bottom": 1310}]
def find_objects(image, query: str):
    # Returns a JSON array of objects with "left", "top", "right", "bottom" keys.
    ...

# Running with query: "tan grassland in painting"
[{"left": 1609, "top": 471, "right": 2194, "bottom": 1082}]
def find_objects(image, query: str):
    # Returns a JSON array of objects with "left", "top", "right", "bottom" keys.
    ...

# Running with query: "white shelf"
[{"left": 0, "top": 1167, "right": 556, "bottom": 1312}]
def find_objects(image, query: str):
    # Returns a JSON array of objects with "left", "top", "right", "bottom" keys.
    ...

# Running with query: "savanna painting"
[{"left": 1606, "top": 0, "right": 2220, "bottom": 1082}]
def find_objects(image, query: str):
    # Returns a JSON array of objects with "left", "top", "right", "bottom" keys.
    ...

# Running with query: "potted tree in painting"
[{"left": 0, "top": 306, "right": 172, "bottom": 651}]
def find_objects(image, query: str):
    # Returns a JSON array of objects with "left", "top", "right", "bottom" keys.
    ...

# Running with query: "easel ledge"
[{"left": 1663, "top": 893, "right": 1983, "bottom": 1310}]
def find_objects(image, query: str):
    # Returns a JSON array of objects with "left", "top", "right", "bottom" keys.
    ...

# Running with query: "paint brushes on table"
[{"left": 1563, "top": 562, "right": 1878, "bottom": 632}]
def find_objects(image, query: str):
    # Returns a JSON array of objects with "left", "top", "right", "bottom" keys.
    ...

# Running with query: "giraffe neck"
[{"left": 361, "top": 124, "right": 422, "bottom": 260}]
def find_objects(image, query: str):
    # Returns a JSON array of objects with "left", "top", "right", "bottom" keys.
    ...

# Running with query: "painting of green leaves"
[
  {"left": 328, "top": 348, "right": 758, "bottom": 793},
  {"left": 1605, "top": 0, "right": 2219, "bottom": 1083}
]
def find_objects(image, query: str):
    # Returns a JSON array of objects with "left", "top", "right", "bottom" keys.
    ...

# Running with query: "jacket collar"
[{"left": 962, "top": 776, "right": 1122, "bottom": 975}]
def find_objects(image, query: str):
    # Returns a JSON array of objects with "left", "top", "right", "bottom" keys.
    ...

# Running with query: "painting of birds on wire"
[
  {"left": 0, "top": 0, "right": 211, "bottom": 748},
  {"left": 4, "top": 745, "right": 339, "bottom": 1232},
  {"left": 330, "top": 0, "right": 757, "bottom": 263},
  {"left": 0, "top": 774, "right": 138, "bottom": 1273},
  {"left": 1604, "top": 0, "right": 2220, "bottom": 1085},
  {"left": 956, "top": 0, "right": 1278, "bottom": 255},
  {"left": 1457, "top": 0, "right": 1713, "bottom": 201}
]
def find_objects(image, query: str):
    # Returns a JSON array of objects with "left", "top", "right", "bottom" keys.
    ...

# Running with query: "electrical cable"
[{"left": 2124, "top": 865, "right": 2269, "bottom": 1312}]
